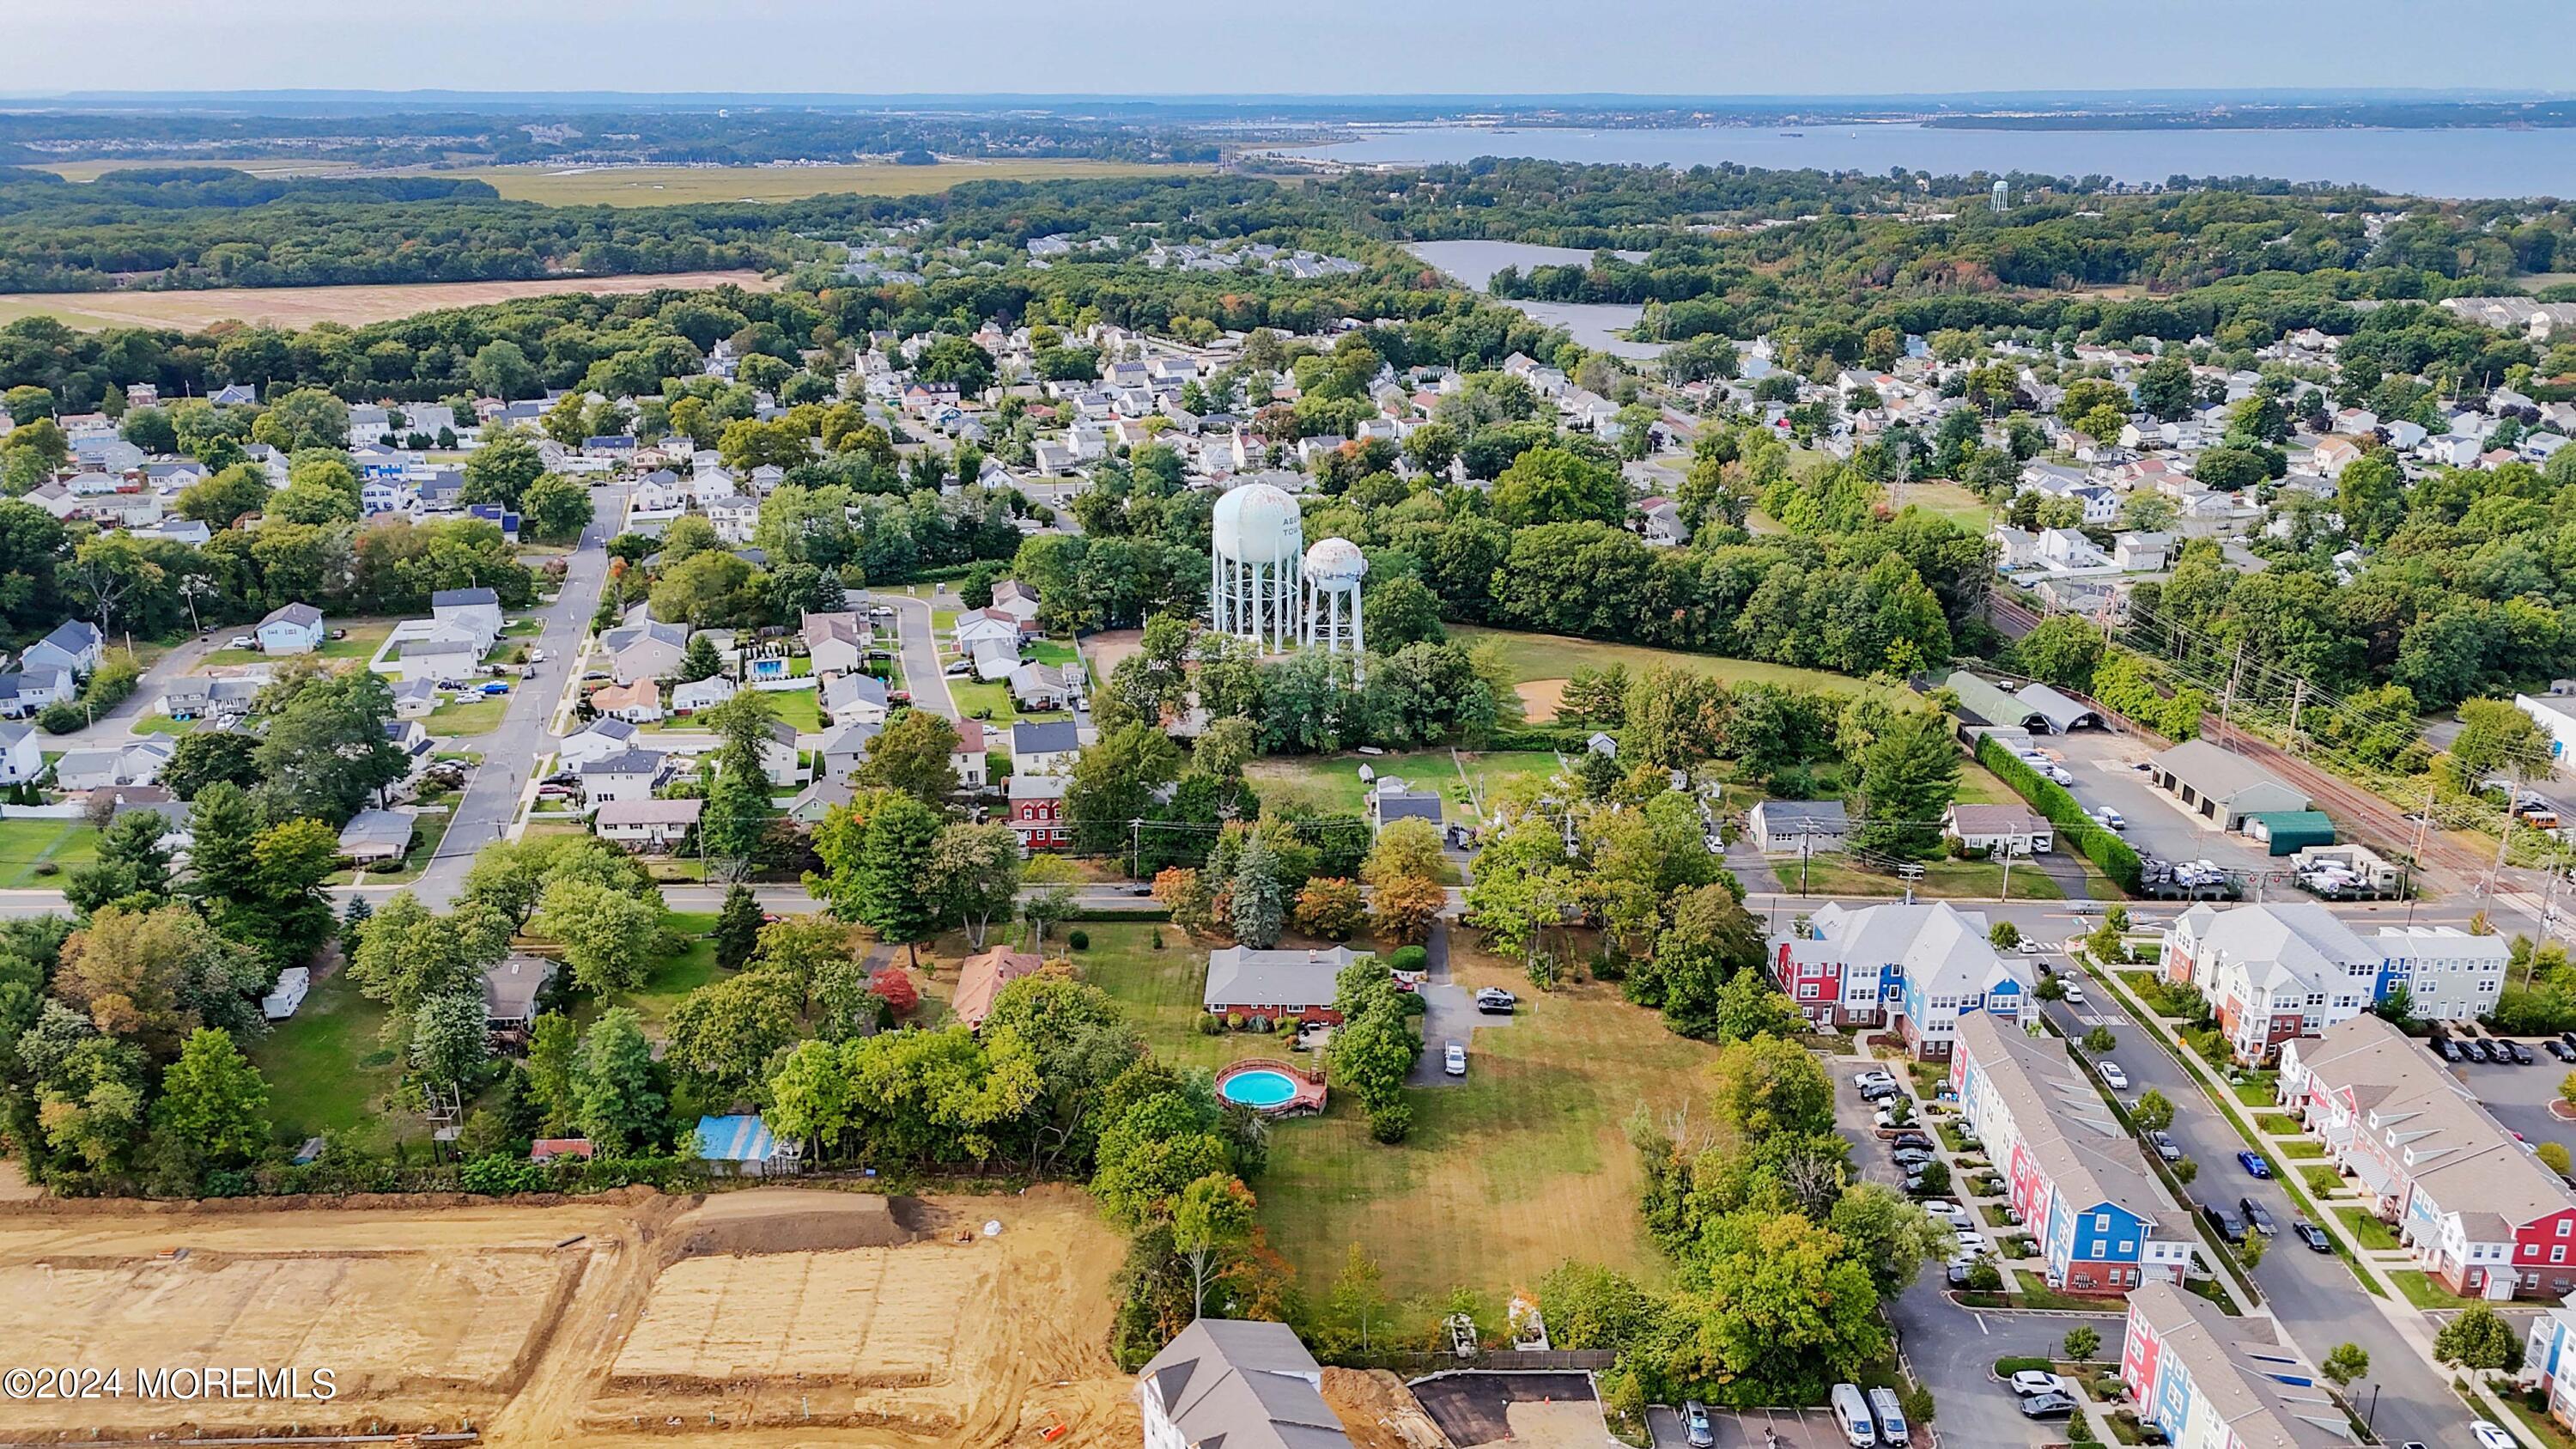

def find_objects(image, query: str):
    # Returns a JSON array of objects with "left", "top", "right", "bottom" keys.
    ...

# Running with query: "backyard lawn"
[
  {"left": 1450, "top": 624, "right": 1912, "bottom": 721},
  {"left": 0, "top": 819, "right": 98, "bottom": 886},
  {"left": 130, "top": 714, "right": 199, "bottom": 735},
  {"left": 1247, "top": 747, "right": 1563, "bottom": 818},
  {"left": 251, "top": 968, "right": 417, "bottom": 1155},
  {"left": 1066, "top": 919, "right": 1718, "bottom": 1327},
  {"left": 1899, "top": 482, "right": 1996, "bottom": 533}
]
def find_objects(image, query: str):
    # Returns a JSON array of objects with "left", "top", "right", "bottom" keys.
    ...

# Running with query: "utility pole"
[
  {"left": 2217, "top": 640, "right": 2246, "bottom": 746},
  {"left": 2286, "top": 679, "right": 2306, "bottom": 754}
]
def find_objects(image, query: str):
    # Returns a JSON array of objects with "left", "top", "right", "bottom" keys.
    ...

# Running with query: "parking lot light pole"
[{"left": 2362, "top": 1382, "right": 2379, "bottom": 1434}]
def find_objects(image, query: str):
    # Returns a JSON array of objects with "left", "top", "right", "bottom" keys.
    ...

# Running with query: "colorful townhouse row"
[
  {"left": 2279, "top": 1013, "right": 2576, "bottom": 1301},
  {"left": 1950, "top": 1010, "right": 2197, "bottom": 1294},
  {"left": 2163, "top": 903, "right": 2508, "bottom": 1063},
  {"left": 2120, "top": 1279, "right": 2357, "bottom": 1449},
  {"left": 1771, "top": 899, "right": 2036, "bottom": 1060}
]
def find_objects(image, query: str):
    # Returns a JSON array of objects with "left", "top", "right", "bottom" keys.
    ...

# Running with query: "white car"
[
  {"left": 1444, "top": 1042, "right": 1467, "bottom": 1076},
  {"left": 2009, "top": 1370, "right": 2070, "bottom": 1397},
  {"left": 1922, "top": 1200, "right": 1968, "bottom": 1226},
  {"left": 1955, "top": 1230, "right": 1990, "bottom": 1257},
  {"left": 1854, "top": 1069, "right": 1898, "bottom": 1089},
  {"left": 2063, "top": 982, "right": 2088, "bottom": 1006},
  {"left": 2471, "top": 1421, "right": 2515, "bottom": 1449},
  {"left": 2098, "top": 1062, "right": 2129, "bottom": 1090}
]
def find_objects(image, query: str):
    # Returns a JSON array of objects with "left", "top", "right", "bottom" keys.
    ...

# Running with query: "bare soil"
[
  {"left": 0, "top": 271, "right": 778, "bottom": 332},
  {"left": 0, "top": 1184, "right": 1133, "bottom": 1449},
  {"left": 1321, "top": 1368, "right": 1453, "bottom": 1449}
]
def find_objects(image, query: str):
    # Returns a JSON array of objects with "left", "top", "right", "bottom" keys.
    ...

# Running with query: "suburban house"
[
  {"left": 590, "top": 678, "right": 665, "bottom": 724},
  {"left": 1942, "top": 803, "right": 2052, "bottom": 856},
  {"left": 951, "top": 717, "right": 989, "bottom": 790},
  {"left": 0, "top": 665, "right": 74, "bottom": 717},
  {"left": 1952, "top": 1011, "right": 2196, "bottom": 1294},
  {"left": 385, "top": 624, "right": 482, "bottom": 684},
  {"left": 669, "top": 673, "right": 735, "bottom": 715},
  {"left": 255, "top": 603, "right": 326, "bottom": 654},
  {"left": 2119, "top": 1280, "right": 2351, "bottom": 1449},
  {"left": 952, "top": 947, "right": 1044, "bottom": 1030},
  {"left": 1009, "top": 773, "right": 1071, "bottom": 850},
  {"left": 1137, "top": 1319, "right": 1353, "bottom": 1449},
  {"left": 578, "top": 749, "right": 667, "bottom": 808},
  {"left": 801, "top": 610, "right": 871, "bottom": 676},
  {"left": 483, "top": 955, "right": 557, "bottom": 1031},
  {"left": 1011, "top": 720, "right": 1083, "bottom": 777},
  {"left": 1007, "top": 661, "right": 1083, "bottom": 712},
  {"left": 54, "top": 739, "right": 173, "bottom": 792},
  {"left": 988, "top": 579, "right": 1043, "bottom": 628},
  {"left": 818, "top": 720, "right": 880, "bottom": 786},
  {"left": 1371, "top": 786, "right": 1442, "bottom": 834},
  {"left": 23, "top": 619, "right": 101, "bottom": 678},
  {"left": 557, "top": 717, "right": 641, "bottom": 768},
  {"left": 820, "top": 670, "right": 890, "bottom": 727},
  {"left": 1747, "top": 799, "right": 1849, "bottom": 855},
  {"left": 2148, "top": 740, "right": 2313, "bottom": 832},
  {"left": 952, "top": 609, "right": 1022, "bottom": 658},
  {"left": 593, "top": 797, "right": 702, "bottom": 852},
  {"left": 336, "top": 809, "right": 415, "bottom": 865},
  {"left": 1201, "top": 945, "right": 1362, "bottom": 1025},
  {"left": 1770, "top": 899, "right": 2032, "bottom": 1057},
  {"left": 392, "top": 678, "right": 439, "bottom": 718},
  {"left": 430, "top": 587, "right": 505, "bottom": 650},
  {"left": 2157, "top": 903, "right": 2513, "bottom": 1059},
  {"left": 600, "top": 619, "right": 690, "bottom": 684},
  {"left": 2279, "top": 1014, "right": 2576, "bottom": 1300},
  {"left": 0, "top": 722, "right": 41, "bottom": 784},
  {"left": 2371, "top": 924, "right": 2511, "bottom": 1022}
]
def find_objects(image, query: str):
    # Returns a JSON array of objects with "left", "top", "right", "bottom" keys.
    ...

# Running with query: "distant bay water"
[{"left": 1307, "top": 122, "right": 2576, "bottom": 199}]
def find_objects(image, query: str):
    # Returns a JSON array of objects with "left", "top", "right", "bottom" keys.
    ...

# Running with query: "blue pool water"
[{"left": 1218, "top": 1069, "right": 1298, "bottom": 1109}]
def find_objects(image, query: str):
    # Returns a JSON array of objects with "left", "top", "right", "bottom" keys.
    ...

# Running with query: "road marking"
[{"left": 1975, "top": 1312, "right": 1990, "bottom": 1334}]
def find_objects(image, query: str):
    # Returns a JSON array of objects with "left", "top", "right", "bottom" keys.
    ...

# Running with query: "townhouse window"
[
  {"left": 2095, "top": 1213, "right": 2111, "bottom": 1232},
  {"left": 2562, "top": 1219, "right": 2572, "bottom": 1238},
  {"left": 2559, "top": 1245, "right": 2570, "bottom": 1264}
]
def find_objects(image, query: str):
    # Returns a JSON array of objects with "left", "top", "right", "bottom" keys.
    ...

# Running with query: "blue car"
[
  {"left": 2237, "top": 1150, "right": 2272, "bottom": 1178},
  {"left": 480, "top": 682, "right": 510, "bottom": 695}
]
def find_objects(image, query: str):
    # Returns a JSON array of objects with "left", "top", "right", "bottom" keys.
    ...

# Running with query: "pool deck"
[{"left": 1213, "top": 1057, "right": 1327, "bottom": 1117}]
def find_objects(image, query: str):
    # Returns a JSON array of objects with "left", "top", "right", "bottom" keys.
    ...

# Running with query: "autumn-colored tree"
[
  {"left": 867, "top": 965, "right": 920, "bottom": 1017},
  {"left": 1369, "top": 874, "right": 1447, "bottom": 945},
  {"left": 1153, "top": 867, "right": 1218, "bottom": 937},
  {"left": 1292, "top": 878, "right": 1364, "bottom": 941}
]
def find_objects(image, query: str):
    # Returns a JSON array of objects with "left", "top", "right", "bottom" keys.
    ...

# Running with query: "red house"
[{"left": 1009, "top": 773, "right": 1069, "bottom": 851}]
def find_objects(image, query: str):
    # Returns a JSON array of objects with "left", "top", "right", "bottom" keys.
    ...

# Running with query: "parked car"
[
  {"left": 1862, "top": 1081, "right": 1902, "bottom": 1103},
  {"left": 2551, "top": 1039, "right": 2576, "bottom": 1063},
  {"left": 1443, "top": 1042, "right": 1467, "bottom": 1076},
  {"left": 1891, "top": 1131, "right": 1934, "bottom": 1151},
  {"left": 2098, "top": 1061, "right": 2129, "bottom": 1090},
  {"left": 1955, "top": 1230, "right": 1990, "bottom": 1257},
  {"left": 2239, "top": 1197, "right": 2277, "bottom": 1236},
  {"left": 2435, "top": 1037, "right": 2464, "bottom": 1063},
  {"left": 1854, "top": 1068, "right": 1898, "bottom": 1090},
  {"left": 2472, "top": 1422, "right": 2515, "bottom": 1449},
  {"left": 2018, "top": 1392, "right": 2078, "bottom": 1420},
  {"left": 2464, "top": 1038, "right": 2492, "bottom": 1063},
  {"left": 1475, "top": 988, "right": 1518, "bottom": 1014},
  {"left": 2293, "top": 1219, "right": 2331, "bottom": 1252},
  {"left": 480, "top": 681, "right": 509, "bottom": 695},
  {"left": 2095, "top": 807, "right": 2127, "bottom": 831},
  {"left": 1946, "top": 1260, "right": 1972, "bottom": 1286},
  {"left": 2009, "top": 1371, "right": 2069, "bottom": 1397},
  {"left": 2236, "top": 1150, "right": 2272, "bottom": 1178},
  {"left": 2148, "top": 1129, "right": 2183, "bottom": 1162},
  {"left": 226, "top": 635, "right": 255, "bottom": 649},
  {"left": 1922, "top": 1200, "right": 1967, "bottom": 1226},
  {"left": 2507, "top": 1041, "right": 2536, "bottom": 1065},
  {"left": 2063, "top": 982, "right": 2087, "bottom": 1006},
  {"left": 1684, "top": 1402, "right": 1713, "bottom": 1448},
  {"left": 2205, "top": 1203, "right": 2248, "bottom": 1243}
]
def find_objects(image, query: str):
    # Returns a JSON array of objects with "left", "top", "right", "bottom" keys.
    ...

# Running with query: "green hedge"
[
  {"left": 1976, "top": 736, "right": 2143, "bottom": 894},
  {"left": 1484, "top": 724, "right": 1600, "bottom": 752}
]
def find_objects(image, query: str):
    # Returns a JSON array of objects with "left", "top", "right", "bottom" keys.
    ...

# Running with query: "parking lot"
[
  {"left": 2415, "top": 1033, "right": 2576, "bottom": 1165},
  {"left": 1413, "top": 1372, "right": 1602, "bottom": 1448},
  {"left": 1646, "top": 1406, "right": 1871, "bottom": 1449},
  {"left": 2047, "top": 731, "right": 2275, "bottom": 880}
]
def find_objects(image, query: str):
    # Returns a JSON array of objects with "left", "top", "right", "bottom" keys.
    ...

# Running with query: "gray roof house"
[
  {"left": 1748, "top": 799, "right": 1850, "bottom": 855},
  {"left": 22, "top": 619, "right": 101, "bottom": 678},
  {"left": 1137, "top": 1319, "right": 1352, "bottom": 1449},
  {"left": 1370, "top": 788, "right": 1442, "bottom": 833},
  {"left": 601, "top": 620, "right": 690, "bottom": 685},
  {"left": 483, "top": 955, "right": 557, "bottom": 1029},
  {"left": 2149, "top": 740, "right": 2312, "bottom": 831},
  {"left": 337, "top": 809, "right": 416, "bottom": 864},
  {"left": 1202, "top": 945, "right": 1360, "bottom": 1020}
]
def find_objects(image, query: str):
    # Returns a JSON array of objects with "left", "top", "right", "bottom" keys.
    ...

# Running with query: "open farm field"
[
  {"left": 0, "top": 270, "right": 778, "bottom": 331},
  {"left": 445, "top": 160, "right": 1203, "bottom": 205}
]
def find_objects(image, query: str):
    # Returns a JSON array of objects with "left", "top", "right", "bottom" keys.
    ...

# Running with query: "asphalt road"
[
  {"left": 2038, "top": 989, "right": 2474, "bottom": 1449},
  {"left": 409, "top": 484, "right": 627, "bottom": 907},
  {"left": 882, "top": 588, "right": 957, "bottom": 721}
]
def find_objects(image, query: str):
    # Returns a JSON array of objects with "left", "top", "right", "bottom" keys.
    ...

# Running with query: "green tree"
[
  {"left": 2083, "top": 1026, "right": 2117, "bottom": 1054},
  {"left": 1990, "top": 920, "right": 2021, "bottom": 951},
  {"left": 1828, "top": 1181, "right": 1954, "bottom": 1293},
  {"left": 677, "top": 631, "right": 725, "bottom": 684},
  {"left": 463, "top": 428, "right": 547, "bottom": 508},
  {"left": 1171, "top": 1172, "right": 1258, "bottom": 1318},
  {"left": 848, "top": 790, "right": 943, "bottom": 966},
  {"left": 149, "top": 1026, "right": 270, "bottom": 1170},
  {"left": 2433, "top": 1304, "right": 2521, "bottom": 1371},
  {"left": 665, "top": 971, "right": 798, "bottom": 1098},
  {"left": 520, "top": 472, "right": 593, "bottom": 544},
  {"left": 1492, "top": 445, "right": 1625, "bottom": 527},
  {"left": 525, "top": 1011, "right": 580, "bottom": 1133},
  {"left": 1330, "top": 1243, "right": 1391, "bottom": 1354},
  {"left": 2449, "top": 696, "right": 2551, "bottom": 793},
  {"left": 410, "top": 987, "right": 492, "bottom": 1093},
  {"left": 2134, "top": 1089, "right": 2174, "bottom": 1134},
  {"left": 927, "top": 821, "right": 1024, "bottom": 948},
  {"left": 469, "top": 339, "right": 541, "bottom": 400},
  {"left": 698, "top": 691, "right": 781, "bottom": 868},
  {"left": 251, "top": 388, "right": 349, "bottom": 452},
  {"left": 573, "top": 1008, "right": 665, "bottom": 1154},
  {"left": 714, "top": 884, "right": 762, "bottom": 972},
  {"left": 1230, "top": 832, "right": 1287, "bottom": 950},
  {"left": 2321, "top": 1342, "right": 2367, "bottom": 1388},
  {"left": 2063, "top": 1325, "right": 2101, "bottom": 1363},
  {"left": 858, "top": 709, "right": 963, "bottom": 804},
  {"left": 252, "top": 668, "right": 409, "bottom": 825},
  {"left": 533, "top": 878, "right": 660, "bottom": 995},
  {"left": 1852, "top": 712, "right": 1961, "bottom": 860}
]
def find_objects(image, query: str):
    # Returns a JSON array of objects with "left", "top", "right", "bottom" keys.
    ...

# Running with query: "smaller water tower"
[{"left": 1300, "top": 536, "right": 1367, "bottom": 681}]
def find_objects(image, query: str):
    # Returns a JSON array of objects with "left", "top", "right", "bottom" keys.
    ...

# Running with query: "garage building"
[{"left": 2147, "top": 740, "right": 2312, "bottom": 831}]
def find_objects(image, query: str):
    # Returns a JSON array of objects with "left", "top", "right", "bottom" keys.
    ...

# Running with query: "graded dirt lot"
[
  {"left": 0, "top": 1185, "right": 1133, "bottom": 1449},
  {"left": 0, "top": 270, "right": 777, "bottom": 331}
]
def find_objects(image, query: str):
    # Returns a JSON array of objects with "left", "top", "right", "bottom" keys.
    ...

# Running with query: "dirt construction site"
[{"left": 0, "top": 1184, "right": 1136, "bottom": 1449}]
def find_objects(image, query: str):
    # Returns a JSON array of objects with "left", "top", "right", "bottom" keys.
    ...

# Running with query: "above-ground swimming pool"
[{"left": 1217, "top": 1068, "right": 1299, "bottom": 1109}]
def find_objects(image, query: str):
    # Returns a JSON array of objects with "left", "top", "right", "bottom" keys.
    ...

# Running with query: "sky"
[{"left": 5, "top": 1, "right": 2575, "bottom": 100}]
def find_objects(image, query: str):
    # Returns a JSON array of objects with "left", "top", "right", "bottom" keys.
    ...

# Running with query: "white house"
[
  {"left": 819, "top": 671, "right": 890, "bottom": 727},
  {"left": 385, "top": 625, "right": 482, "bottom": 684},
  {"left": 578, "top": 749, "right": 667, "bottom": 808},
  {"left": 557, "top": 717, "right": 641, "bottom": 769},
  {"left": 2518, "top": 693, "right": 2576, "bottom": 765},
  {"left": 22, "top": 619, "right": 101, "bottom": 678},
  {"left": 255, "top": 603, "right": 326, "bottom": 654},
  {"left": 429, "top": 587, "right": 504, "bottom": 652},
  {"left": 593, "top": 797, "right": 702, "bottom": 852},
  {"left": 1942, "top": 803, "right": 2052, "bottom": 857},
  {"left": 670, "top": 674, "right": 737, "bottom": 715},
  {"left": 801, "top": 611, "right": 871, "bottom": 676},
  {"left": 1010, "top": 720, "right": 1082, "bottom": 778},
  {"left": 0, "top": 722, "right": 42, "bottom": 784}
]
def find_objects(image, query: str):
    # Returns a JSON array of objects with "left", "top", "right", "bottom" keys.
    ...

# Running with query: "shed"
[
  {"left": 530, "top": 1137, "right": 594, "bottom": 1164},
  {"left": 2014, "top": 681, "right": 2103, "bottom": 734},
  {"left": 2246, "top": 810, "right": 2336, "bottom": 856}
]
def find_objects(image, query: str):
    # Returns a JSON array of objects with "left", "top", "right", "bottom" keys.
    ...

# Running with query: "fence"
[{"left": 1391, "top": 1349, "right": 1618, "bottom": 1373}]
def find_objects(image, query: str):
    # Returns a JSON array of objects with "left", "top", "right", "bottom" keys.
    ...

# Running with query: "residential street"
[
  {"left": 884, "top": 588, "right": 957, "bottom": 721},
  {"left": 2039, "top": 985, "right": 2475, "bottom": 1449},
  {"left": 410, "top": 484, "right": 627, "bottom": 908}
]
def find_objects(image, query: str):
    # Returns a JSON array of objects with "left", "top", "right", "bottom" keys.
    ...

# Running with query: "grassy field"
[
  {"left": 0, "top": 819, "right": 98, "bottom": 887},
  {"left": 1778, "top": 855, "right": 2067, "bottom": 901},
  {"left": 201, "top": 621, "right": 396, "bottom": 667},
  {"left": 0, "top": 271, "right": 777, "bottom": 332},
  {"left": 426, "top": 160, "right": 1201, "bottom": 206},
  {"left": 1901, "top": 482, "right": 1997, "bottom": 533},
  {"left": 1246, "top": 748, "right": 1563, "bottom": 817},
  {"left": 426, "top": 697, "right": 508, "bottom": 736},
  {"left": 1069, "top": 919, "right": 1716, "bottom": 1324},
  {"left": 251, "top": 968, "right": 416, "bottom": 1155},
  {"left": 129, "top": 714, "right": 198, "bottom": 736},
  {"left": 1449, "top": 624, "right": 1911, "bottom": 721}
]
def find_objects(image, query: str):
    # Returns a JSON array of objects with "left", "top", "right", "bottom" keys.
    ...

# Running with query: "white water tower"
[
  {"left": 1300, "top": 537, "right": 1367, "bottom": 680},
  {"left": 1211, "top": 482, "right": 1303, "bottom": 651}
]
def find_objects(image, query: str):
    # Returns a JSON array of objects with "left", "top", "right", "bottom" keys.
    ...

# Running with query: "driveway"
[
  {"left": 880, "top": 588, "right": 957, "bottom": 721},
  {"left": 49, "top": 633, "right": 213, "bottom": 747},
  {"left": 409, "top": 484, "right": 627, "bottom": 907},
  {"left": 1409, "top": 922, "right": 1513, "bottom": 1087},
  {"left": 2040, "top": 987, "right": 2477, "bottom": 1449}
]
